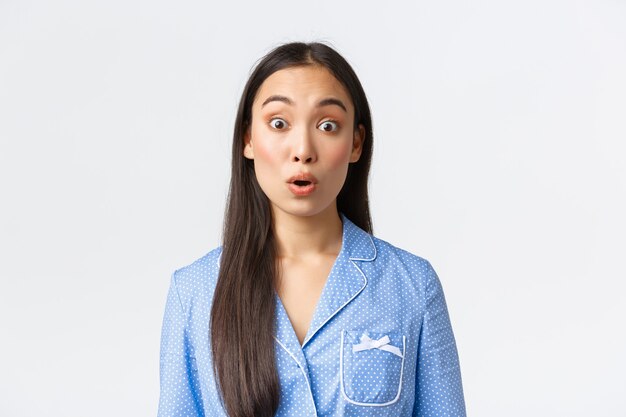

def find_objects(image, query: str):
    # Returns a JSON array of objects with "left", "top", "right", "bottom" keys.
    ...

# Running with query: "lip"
[
  {"left": 286, "top": 172, "right": 318, "bottom": 196},
  {"left": 286, "top": 172, "right": 318, "bottom": 184}
]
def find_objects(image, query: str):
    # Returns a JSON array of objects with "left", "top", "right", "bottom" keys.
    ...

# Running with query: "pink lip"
[
  {"left": 288, "top": 182, "right": 316, "bottom": 196},
  {"left": 287, "top": 172, "right": 318, "bottom": 184},
  {"left": 286, "top": 172, "right": 318, "bottom": 196}
]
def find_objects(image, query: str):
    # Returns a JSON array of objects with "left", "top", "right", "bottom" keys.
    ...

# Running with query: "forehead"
[{"left": 253, "top": 65, "right": 353, "bottom": 109}]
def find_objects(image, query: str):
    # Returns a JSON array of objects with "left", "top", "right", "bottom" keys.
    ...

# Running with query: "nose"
[{"left": 292, "top": 127, "right": 317, "bottom": 163}]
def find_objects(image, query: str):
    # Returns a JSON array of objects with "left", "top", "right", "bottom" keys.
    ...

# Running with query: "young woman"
[{"left": 158, "top": 42, "right": 466, "bottom": 417}]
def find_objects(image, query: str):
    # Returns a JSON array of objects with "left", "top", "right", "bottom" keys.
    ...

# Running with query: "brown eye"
[
  {"left": 318, "top": 120, "right": 339, "bottom": 132},
  {"left": 269, "top": 118, "right": 287, "bottom": 130}
]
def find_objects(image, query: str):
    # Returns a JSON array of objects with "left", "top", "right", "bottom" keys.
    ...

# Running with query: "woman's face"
[{"left": 243, "top": 65, "right": 364, "bottom": 219}]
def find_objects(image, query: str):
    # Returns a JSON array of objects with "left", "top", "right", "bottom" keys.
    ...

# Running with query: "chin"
[{"left": 272, "top": 201, "right": 337, "bottom": 219}]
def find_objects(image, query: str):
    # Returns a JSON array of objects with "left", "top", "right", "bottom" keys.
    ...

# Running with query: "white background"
[{"left": 1, "top": 0, "right": 625, "bottom": 415}]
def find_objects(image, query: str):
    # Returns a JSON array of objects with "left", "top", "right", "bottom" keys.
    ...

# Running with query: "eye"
[
  {"left": 269, "top": 118, "right": 288, "bottom": 130},
  {"left": 318, "top": 120, "right": 339, "bottom": 132}
]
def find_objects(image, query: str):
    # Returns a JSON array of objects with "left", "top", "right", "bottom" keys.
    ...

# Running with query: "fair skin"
[{"left": 243, "top": 64, "right": 365, "bottom": 345}]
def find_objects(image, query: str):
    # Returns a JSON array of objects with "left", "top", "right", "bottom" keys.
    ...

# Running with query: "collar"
[{"left": 336, "top": 212, "right": 376, "bottom": 262}]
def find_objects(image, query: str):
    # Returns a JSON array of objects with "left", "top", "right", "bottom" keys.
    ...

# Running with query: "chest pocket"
[{"left": 339, "top": 329, "right": 406, "bottom": 406}]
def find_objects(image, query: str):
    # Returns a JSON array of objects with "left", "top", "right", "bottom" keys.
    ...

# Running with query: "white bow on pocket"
[{"left": 352, "top": 333, "right": 404, "bottom": 358}]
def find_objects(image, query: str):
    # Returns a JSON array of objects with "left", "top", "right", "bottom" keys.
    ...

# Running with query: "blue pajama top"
[{"left": 158, "top": 212, "right": 466, "bottom": 416}]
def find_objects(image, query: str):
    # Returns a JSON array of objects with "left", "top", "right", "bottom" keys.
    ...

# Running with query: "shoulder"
[
  {"left": 369, "top": 234, "right": 438, "bottom": 286},
  {"left": 171, "top": 245, "right": 223, "bottom": 309},
  {"left": 371, "top": 234, "right": 435, "bottom": 273}
]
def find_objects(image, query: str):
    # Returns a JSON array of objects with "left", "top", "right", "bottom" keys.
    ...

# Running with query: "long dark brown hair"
[{"left": 210, "top": 42, "right": 374, "bottom": 417}]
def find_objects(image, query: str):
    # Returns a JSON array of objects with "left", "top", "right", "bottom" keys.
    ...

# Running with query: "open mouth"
[{"left": 288, "top": 178, "right": 316, "bottom": 195}]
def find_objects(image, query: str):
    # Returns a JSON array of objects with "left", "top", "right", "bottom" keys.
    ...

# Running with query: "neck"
[{"left": 271, "top": 205, "right": 343, "bottom": 261}]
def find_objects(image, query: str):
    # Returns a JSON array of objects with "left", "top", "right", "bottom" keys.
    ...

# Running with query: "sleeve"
[
  {"left": 157, "top": 271, "right": 205, "bottom": 417},
  {"left": 412, "top": 261, "right": 466, "bottom": 417}
]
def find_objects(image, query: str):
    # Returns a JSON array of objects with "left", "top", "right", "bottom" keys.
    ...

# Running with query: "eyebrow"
[
  {"left": 318, "top": 97, "right": 347, "bottom": 113},
  {"left": 261, "top": 95, "right": 293, "bottom": 107},
  {"left": 261, "top": 95, "right": 347, "bottom": 113}
]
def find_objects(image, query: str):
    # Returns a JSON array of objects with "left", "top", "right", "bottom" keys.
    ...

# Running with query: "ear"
[
  {"left": 243, "top": 127, "right": 254, "bottom": 160},
  {"left": 350, "top": 124, "right": 365, "bottom": 163}
]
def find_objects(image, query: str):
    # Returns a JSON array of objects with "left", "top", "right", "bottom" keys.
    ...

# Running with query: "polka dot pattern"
[{"left": 158, "top": 212, "right": 466, "bottom": 416}]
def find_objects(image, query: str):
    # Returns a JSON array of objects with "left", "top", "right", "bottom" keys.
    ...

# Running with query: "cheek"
[
  {"left": 324, "top": 141, "right": 353, "bottom": 169},
  {"left": 250, "top": 129, "right": 283, "bottom": 169},
  {"left": 254, "top": 142, "right": 280, "bottom": 166},
  {"left": 251, "top": 143, "right": 281, "bottom": 196}
]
